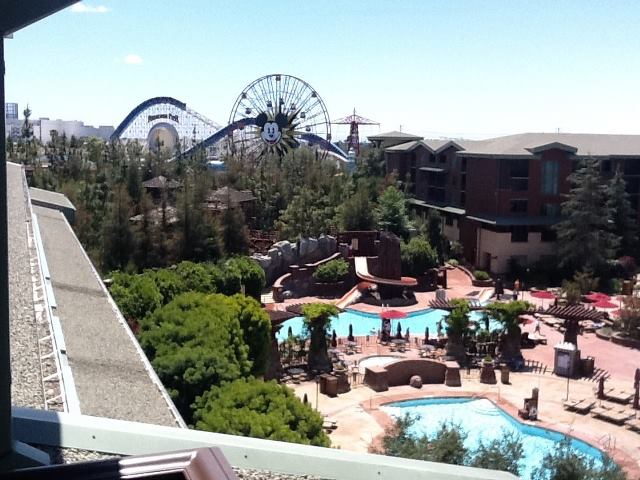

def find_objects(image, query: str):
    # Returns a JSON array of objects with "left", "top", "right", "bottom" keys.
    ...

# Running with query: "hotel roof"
[
  {"left": 387, "top": 132, "right": 640, "bottom": 157},
  {"left": 8, "top": 163, "right": 182, "bottom": 426}
]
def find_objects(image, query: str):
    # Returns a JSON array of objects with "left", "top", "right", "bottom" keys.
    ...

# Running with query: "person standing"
[{"left": 513, "top": 279, "right": 521, "bottom": 300}]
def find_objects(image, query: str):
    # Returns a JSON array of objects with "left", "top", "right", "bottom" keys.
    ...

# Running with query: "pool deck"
[
  {"left": 293, "top": 369, "right": 640, "bottom": 477},
  {"left": 273, "top": 266, "right": 640, "bottom": 476}
]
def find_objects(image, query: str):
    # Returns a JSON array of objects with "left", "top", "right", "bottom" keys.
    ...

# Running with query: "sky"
[{"left": 5, "top": 0, "right": 640, "bottom": 141}]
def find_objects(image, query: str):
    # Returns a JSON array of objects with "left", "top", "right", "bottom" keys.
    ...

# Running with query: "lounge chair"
[
  {"left": 572, "top": 399, "right": 595, "bottom": 414},
  {"left": 592, "top": 404, "right": 635, "bottom": 425},
  {"left": 626, "top": 418, "right": 640, "bottom": 433},
  {"left": 605, "top": 390, "right": 633, "bottom": 404},
  {"left": 563, "top": 398, "right": 581, "bottom": 411}
]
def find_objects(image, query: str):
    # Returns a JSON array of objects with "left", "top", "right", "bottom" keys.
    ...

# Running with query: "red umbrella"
[
  {"left": 585, "top": 292, "right": 611, "bottom": 302},
  {"left": 531, "top": 291, "right": 556, "bottom": 300},
  {"left": 380, "top": 309, "right": 408, "bottom": 320},
  {"left": 591, "top": 299, "right": 617, "bottom": 309}
]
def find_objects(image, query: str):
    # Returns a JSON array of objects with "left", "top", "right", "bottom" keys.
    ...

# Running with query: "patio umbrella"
[
  {"left": 380, "top": 309, "right": 408, "bottom": 320},
  {"left": 331, "top": 329, "right": 337, "bottom": 348},
  {"left": 585, "top": 292, "right": 611, "bottom": 302},
  {"left": 592, "top": 299, "right": 618, "bottom": 309},
  {"left": 530, "top": 290, "right": 556, "bottom": 308},
  {"left": 424, "top": 326, "right": 429, "bottom": 342},
  {"left": 531, "top": 290, "right": 556, "bottom": 300},
  {"left": 287, "top": 326, "right": 293, "bottom": 338},
  {"left": 303, "top": 393, "right": 308, "bottom": 405},
  {"left": 348, "top": 324, "right": 355, "bottom": 342},
  {"left": 396, "top": 322, "right": 403, "bottom": 339},
  {"left": 405, "top": 327, "right": 410, "bottom": 340}
]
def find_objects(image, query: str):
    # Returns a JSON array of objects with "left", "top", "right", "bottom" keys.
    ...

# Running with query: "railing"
[{"left": 12, "top": 407, "right": 518, "bottom": 480}]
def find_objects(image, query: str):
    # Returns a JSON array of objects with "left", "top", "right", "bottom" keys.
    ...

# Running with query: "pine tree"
[
  {"left": 222, "top": 206, "right": 250, "bottom": 255},
  {"left": 554, "top": 157, "right": 619, "bottom": 275},
  {"left": 607, "top": 166, "right": 638, "bottom": 258}
]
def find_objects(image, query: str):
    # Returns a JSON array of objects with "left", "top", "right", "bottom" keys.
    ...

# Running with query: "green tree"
[
  {"left": 224, "top": 256, "right": 266, "bottom": 299},
  {"left": 302, "top": 303, "right": 339, "bottom": 373},
  {"left": 109, "top": 272, "right": 163, "bottom": 324},
  {"left": 376, "top": 186, "right": 410, "bottom": 239},
  {"left": 400, "top": 236, "right": 439, "bottom": 276},
  {"left": 554, "top": 158, "right": 619, "bottom": 276},
  {"left": 485, "top": 300, "right": 532, "bottom": 365},
  {"left": 177, "top": 172, "right": 223, "bottom": 262},
  {"left": 101, "top": 184, "right": 134, "bottom": 272},
  {"left": 337, "top": 188, "right": 377, "bottom": 231},
  {"left": 193, "top": 378, "right": 329, "bottom": 447},
  {"left": 469, "top": 431, "right": 524, "bottom": 476},
  {"left": 532, "top": 437, "right": 625, "bottom": 480},
  {"left": 222, "top": 206, "right": 250, "bottom": 255},
  {"left": 228, "top": 293, "right": 271, "bottom": 376},
  {"left": 607, "top": 167, "right": 638, "bottom": 258},
  {"left": 444, "top": 299, "right": 470, "bottom": 363},
  {"left": 139, "top": 292, "right": 252, "bottom": 420},
  {"left": 378, "top": 415, "right": 468, "bottom": 466}
]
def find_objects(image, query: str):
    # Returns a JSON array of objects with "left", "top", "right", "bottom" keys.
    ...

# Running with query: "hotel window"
[
  {"left": 509, "top": 199, "right": 528, "bottom": 214},
  {"left": 499, "top": 158, "right": 529, "bottom": 191},
  {"left": 460, "top": 192, "right": 466, "bottom": 206},
  {"left": 541, "top": 228, "right": 557, "bottom": 242},
  {"left": 511, "top": 226, "right": 528, "bottom": 243},
  {"left": 541, "top": 160, "right": 559, "bottom": 195},
  {"left": 445, "top": 215, "right": 454, "bottom": 226},
  {"left": 540, "top": 203, "right": 560, "bottom": 217},
  {"left": 601, "top": 160, "right": 612, "bottom": 174}
]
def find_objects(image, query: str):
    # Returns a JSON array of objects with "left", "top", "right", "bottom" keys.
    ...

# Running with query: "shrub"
[
  {"left": 448, "top": 259, "right": 459, "bottom": 267},
  {"left": 138, "top": 292, "right": 253, "bottom": 420},
  {"left": 110, "top": 271, "right": 162, "bottom": 323},
  {"left": 225, "top": 256, "right": 266, "bottom": 299},
  {"left": 193, "top": 378, "right": 329, "bottom": 447},
  {"left": 313, "top": 258, "right": 349, "bottom": 283},
  {"left": 474, "top": 270, "right": 490, "bottom": 281},
  {"left": 400, "top": 236, "right": 439, "bottom": 276},
  {"left": 449, "top": 240, "right": 464, "bottom": 259}
]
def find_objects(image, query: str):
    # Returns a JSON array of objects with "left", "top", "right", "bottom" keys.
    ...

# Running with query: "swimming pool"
[
  {"left": 275, "top": 308, "right": 500, "bottom": 341},
  {"left": 381, "top": 397, "right": 604, "bottom": 479}
]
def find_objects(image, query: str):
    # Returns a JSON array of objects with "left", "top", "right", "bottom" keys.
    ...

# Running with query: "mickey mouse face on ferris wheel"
[{"left": 256, "top": 112, "right": 288, "bottom": 145}]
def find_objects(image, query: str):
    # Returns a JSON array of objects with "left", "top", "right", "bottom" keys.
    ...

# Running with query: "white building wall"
[{"left": 476, "top": 227, "right": 556, "bottom": 274}]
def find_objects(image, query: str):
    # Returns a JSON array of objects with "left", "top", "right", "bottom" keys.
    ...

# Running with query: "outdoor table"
[{"left": 288, "top": 367, "right": 304, "bottom": 376}]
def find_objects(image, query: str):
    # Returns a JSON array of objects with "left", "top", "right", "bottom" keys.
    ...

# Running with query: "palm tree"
[
  {"left": 445, "top": 299, "right": 470, "bottom": 363},
  {"left": 302, "top": 303, "right": 339, "bottom": 373},
  {"left": 485, "top": 301, "right": 532, "bottom": 366}
]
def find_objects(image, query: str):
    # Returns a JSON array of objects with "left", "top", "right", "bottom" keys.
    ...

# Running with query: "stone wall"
[{"left": 252, "top": 234, "right": 337, "bottom": 284}]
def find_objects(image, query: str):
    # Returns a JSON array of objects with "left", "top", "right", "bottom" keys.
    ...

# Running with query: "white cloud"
[
  {"left": 71, "top": 3, "right": 110, "bottom": 13},
  {"left": 123, "top": 54, "right": 143, "bottom": 65}
]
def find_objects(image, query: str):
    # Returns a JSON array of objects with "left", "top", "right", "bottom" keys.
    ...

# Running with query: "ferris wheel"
[{"left": 227, "top": 74, "right": 332, "bottom": 158}]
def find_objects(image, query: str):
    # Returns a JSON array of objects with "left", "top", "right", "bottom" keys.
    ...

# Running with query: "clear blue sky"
[{"left": 5, "top": 0, "right": 640, "bottom": 140}]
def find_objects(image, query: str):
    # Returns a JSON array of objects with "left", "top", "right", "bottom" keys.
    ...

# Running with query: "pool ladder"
[{"left": 598, "top": 433, "right": 616, "bottom": 451}]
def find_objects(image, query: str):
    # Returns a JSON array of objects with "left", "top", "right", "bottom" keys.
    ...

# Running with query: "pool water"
[
  {"left": 381, "top": 397, "right": 604, "bottom": 479},
  {"left": 275, "top": 308, "right": 500, "bottom": 341},
  {"left": 357, "top": 355, "right": 401, "bottom": 373}
]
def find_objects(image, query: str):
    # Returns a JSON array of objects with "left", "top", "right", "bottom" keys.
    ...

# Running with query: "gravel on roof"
[
  {"left": 32, "top": 205, "right": 180, "bottom": 426},
  {"left": 7, "top": 163, "right": 45, "bottom": 409}
]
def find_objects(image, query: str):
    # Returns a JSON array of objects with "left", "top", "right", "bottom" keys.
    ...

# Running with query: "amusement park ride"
[
  {"left": 331, "top": 109, "right": 379, "bottom": 157},
  {"left": 111, "top": 74, "right": 350, "bottom": 161}
]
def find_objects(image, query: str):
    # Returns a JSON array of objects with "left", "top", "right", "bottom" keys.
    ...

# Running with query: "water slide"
[
  {"left": 335, "top": 284, "right": 364, "bottom": 310},
  {"left": 354, "top": 256, "right": 417, "bottom": 287}
]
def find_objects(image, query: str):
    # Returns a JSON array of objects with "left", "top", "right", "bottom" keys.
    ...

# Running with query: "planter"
[
  {"left": 480, "top": 362, "right": 497, "bottom": 384},
  {"left": 472, "top": 279, "right": 494, "bottom": 288},
  {"left": 595, "top": 328, "right": 612, "bottom": 341},
  {"left": 611, "top": 332, "right": 640, "bottom": 349},
  {"left": 312, "top": 280, "right": 347, "bottom": 298}
]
